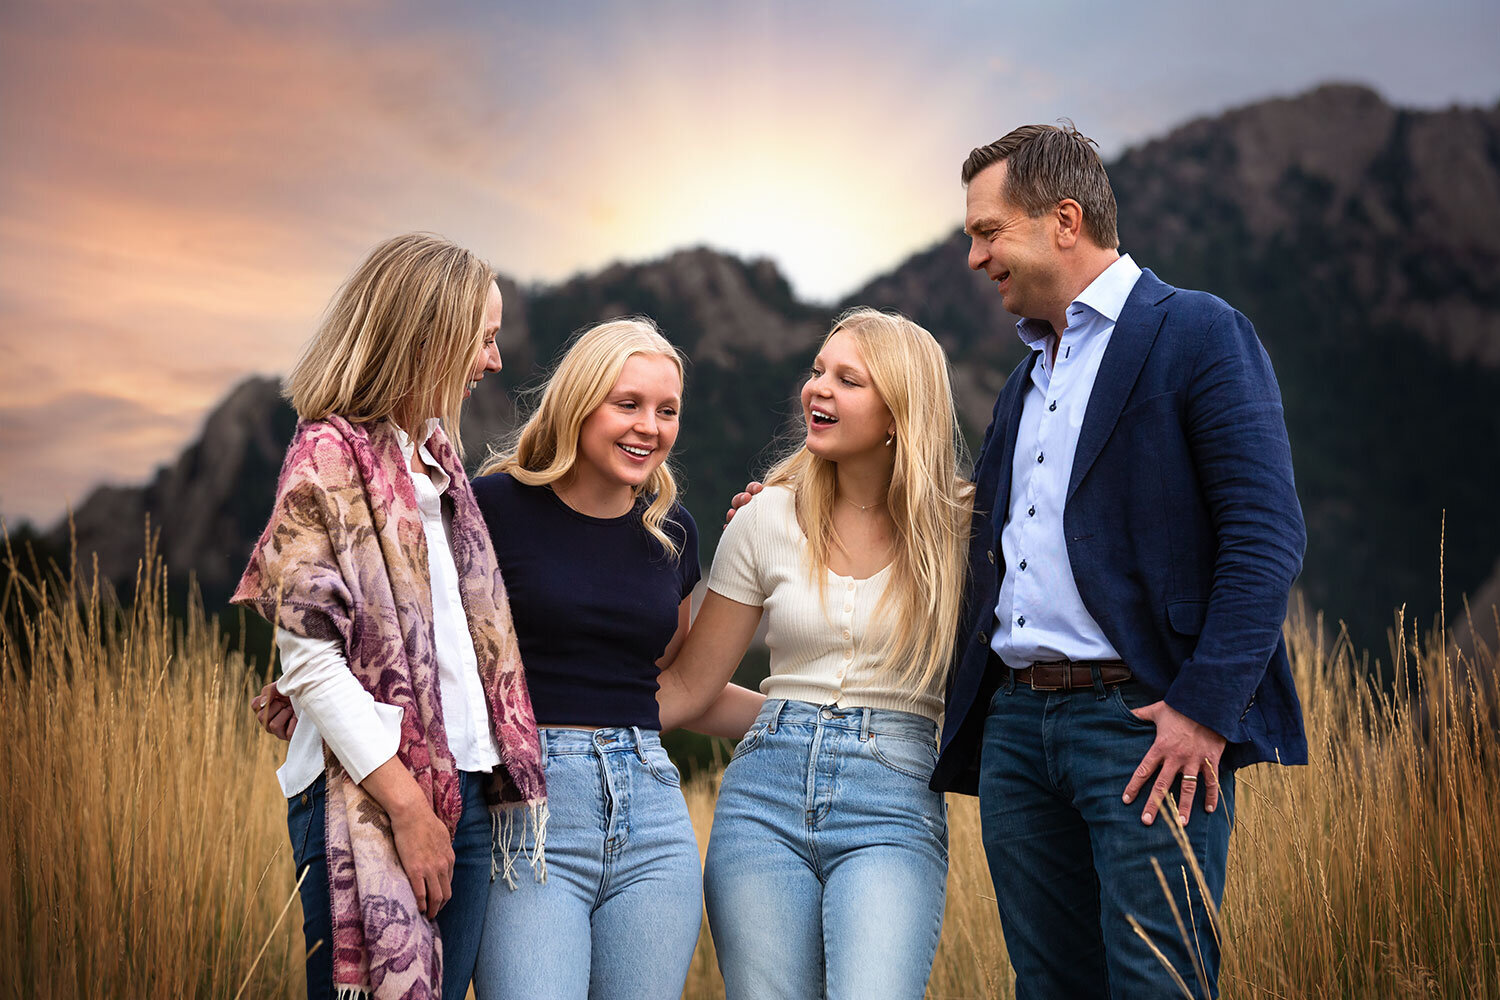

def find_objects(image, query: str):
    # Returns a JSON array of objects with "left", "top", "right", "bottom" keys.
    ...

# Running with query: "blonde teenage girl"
[
  {"left": 656, "top": 307, "right": 973, "bottom": 999},
  {"left": 468, "top": 319, "right": 759, "bottom": 1000}
]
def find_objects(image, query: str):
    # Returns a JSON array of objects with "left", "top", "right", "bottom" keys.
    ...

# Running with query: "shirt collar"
[
  {"left": 391, "top": 418, "right": 449, "bottom": 492},
  {"left": 1015, "top": 253, "right": 1142, "bottom": 348},
  {"left": 391, "top": 417, "right": 441, "bottom": 451}
]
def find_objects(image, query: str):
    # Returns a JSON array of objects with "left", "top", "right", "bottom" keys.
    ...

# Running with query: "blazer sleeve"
[{"left": 1164, "top": 307, "right": 1307, "bottom": 738}]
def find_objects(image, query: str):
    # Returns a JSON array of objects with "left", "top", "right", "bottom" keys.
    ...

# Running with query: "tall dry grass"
[
  {"left": 1, "top": 533, "right": 301, "bottom": 998},
  {"left": 3, "top": 531, "right": 1498, "bottom": 998}
]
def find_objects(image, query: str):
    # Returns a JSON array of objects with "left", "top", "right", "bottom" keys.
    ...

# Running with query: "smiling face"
[
  {"left": 464, "top": 281, "right": 504, "bottom": 399},
  {"left": 964, "top": 160, "right": 1066, "bottom": 324},
  {"left": 574, "top": 352, "right": 682, "bottom": 495},
  {"left": 801, "top": 329, "right": 894, "bottom": 463}
]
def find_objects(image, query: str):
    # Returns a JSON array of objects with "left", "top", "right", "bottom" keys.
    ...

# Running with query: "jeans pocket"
[
  {"left": 643, "top": 744, "right": 683, "bottom": 788},
  {"left": 728, "top": 723, "right": 767, "bottom": 763},
  {"left": 869, "top": 733, "right": 939, "bottom": 781},
  {"left": 1106, "top": 687, "right": 1159, "bottom": 732}
]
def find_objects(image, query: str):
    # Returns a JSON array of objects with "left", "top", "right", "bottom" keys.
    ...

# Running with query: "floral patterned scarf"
[{"left": 234, "top": 415, "right": 547, "bottom": 999}]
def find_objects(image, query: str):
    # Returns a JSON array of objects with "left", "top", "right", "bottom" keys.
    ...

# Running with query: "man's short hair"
[{"left": 962, "top": 123, "right": 1119, "bottom": 250}]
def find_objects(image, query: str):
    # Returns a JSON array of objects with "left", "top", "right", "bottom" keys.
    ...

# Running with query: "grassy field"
[{"left": 3, "top": 536, "right": 1498, "bottom": 998}]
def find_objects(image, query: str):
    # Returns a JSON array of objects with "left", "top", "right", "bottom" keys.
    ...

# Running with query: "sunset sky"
[{"left": 2, "top": 0, "right": 1497, "bottom": 526}]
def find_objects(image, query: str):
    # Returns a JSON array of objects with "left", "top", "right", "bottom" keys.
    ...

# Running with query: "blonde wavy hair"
[
  {"left": 479, "top": 318, "right": 690, "bottom": 558},
  {"left": 764, "top": 307, "right": 974, "bottom": 695},
  {"left": 285, "top": 233, "right": 496, "bottom": 457}
]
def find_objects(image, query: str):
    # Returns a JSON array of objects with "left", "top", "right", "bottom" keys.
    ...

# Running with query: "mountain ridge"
[{"left": 43, "top": 83, "right": 1500, "bottom": 655}]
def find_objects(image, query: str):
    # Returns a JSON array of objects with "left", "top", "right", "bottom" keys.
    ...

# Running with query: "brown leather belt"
[{"left": 1014, "top": 660, "right": 1132, "bottom": 691}]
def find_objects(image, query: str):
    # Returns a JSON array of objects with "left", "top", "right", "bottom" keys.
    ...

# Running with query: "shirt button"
[
  {"left": 837, "top": 669, "right": 845, "bottom": 679},
  {"left": 1017, "top": 616, "right": 1026, "bottom": 627},
  {"left": 977, "top": 631, "right": 988, "bottom": 645},
  {"left": 1028, "top": 505, "right": 1036, "bottom": 517},
  {"left": 987, "top": 549, "right": 996, "bottom": 564},
  {"left": 1049, "top": 400, "right": 1057, "bottom": 412},
  {"left": 844, "top": 649, "right": 853, "bottom": 660},
  {"left": 1036, "top": 452, "right": 1044, "bottom": 463},
  {"left": 846, "top": 582, "right": 855, "bottom": 592},
  {"left": 843, "top": 629, "right": 851, "bottom": 640},
  {"left": 844, "top": 604, "right": 853, "bottom": 613},
  {"left": 1019, "top": 559, "right": 1027, "bottom": 570}
]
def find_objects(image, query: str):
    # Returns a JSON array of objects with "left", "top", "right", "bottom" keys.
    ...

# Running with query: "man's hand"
[
  {"left": 723, "top": 481, "right": 763, "bottom": 527},
  {"left": 251, "top": 682, "right": 297, "bottom": 741},
  {"left": 1121, "top": 701, "right": 1226, "bottom": 826}
]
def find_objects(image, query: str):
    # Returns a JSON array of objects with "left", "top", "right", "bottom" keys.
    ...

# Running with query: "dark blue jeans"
[
  {"left": 287, "top": 771, "right": 494, "bottom": 1000},
  {"left": 978, "top": 678, "right": 1235, "bottom": 1000}
]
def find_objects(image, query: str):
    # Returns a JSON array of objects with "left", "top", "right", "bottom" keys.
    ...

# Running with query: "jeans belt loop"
[
  {"left": 537, "top": 727, "right": 549, "bottom": 758},
  {"left": 1090, "top": 663, "right": 1107, "bottom": 700},
  {"left": 1003, "top": 668, "right": 1017, "bottom": 694},
  {"left": 859, "top": 708, "right": 872, "bottom": 742},
  {"left": 630, "top": 725, "right": 646, "bottom": 761},
  {"left": 767, "top": 698, "right": 785, "bottom": 733}
]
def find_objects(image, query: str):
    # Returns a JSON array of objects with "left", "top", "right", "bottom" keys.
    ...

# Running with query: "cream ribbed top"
[{"left": 707, "top": 485, "right": 944, "bottom": 723}]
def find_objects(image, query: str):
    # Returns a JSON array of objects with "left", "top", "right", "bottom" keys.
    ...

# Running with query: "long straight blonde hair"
[
  {"left": 285, "top": 233, "right": 495, "bottom": 457},
  {"left": 478, "top": 318, "right": 690, "bottom": 558},
  {"left": 765, "top": 307, "right": 974, "bottom": 695}
]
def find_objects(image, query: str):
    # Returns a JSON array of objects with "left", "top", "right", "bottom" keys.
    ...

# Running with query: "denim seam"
[
  {"left": 802, "top": 724, "right": 826, "bottom": 878},
  {"left": 596, "top": 744, "right": 622, "bottom": 884}
]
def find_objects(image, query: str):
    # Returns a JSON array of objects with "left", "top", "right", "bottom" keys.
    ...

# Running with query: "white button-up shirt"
[
  {"left": 991, "top": 254, "right": 1142, "bottom": 668},
  {"left": 274, "top": 419, "right": 501, "bottom": 797}
]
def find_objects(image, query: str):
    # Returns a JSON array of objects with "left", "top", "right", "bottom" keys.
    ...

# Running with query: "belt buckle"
[{"left": 1027, "top": 661, "right": 1069, "bottom": 691}]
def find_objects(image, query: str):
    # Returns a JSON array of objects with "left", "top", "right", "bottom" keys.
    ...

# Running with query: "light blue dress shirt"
[{"left": 992, "top": 254, "right": 1143, "bottom": 668}]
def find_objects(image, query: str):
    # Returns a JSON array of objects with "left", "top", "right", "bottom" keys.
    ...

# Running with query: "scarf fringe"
[
  {"left": 491, "top": 800, "right": 549, "bottom": 889},
  {"left": 334, "top": 985, "right": 373, "bottom": 1000}
]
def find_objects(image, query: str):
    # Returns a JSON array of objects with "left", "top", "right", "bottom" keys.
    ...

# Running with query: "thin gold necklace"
[{"left": 839, "top": 494, "right": 886, "bottom": 512}]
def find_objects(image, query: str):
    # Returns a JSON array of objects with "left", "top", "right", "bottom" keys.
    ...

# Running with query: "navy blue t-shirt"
[{"left": 471, "top": 471, "right": 700, "bottom": 729}]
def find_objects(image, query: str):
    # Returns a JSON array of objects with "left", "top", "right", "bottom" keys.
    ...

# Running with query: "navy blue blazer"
[{"left": 932, "top": 269, "right": 1308, "bottom": 796}]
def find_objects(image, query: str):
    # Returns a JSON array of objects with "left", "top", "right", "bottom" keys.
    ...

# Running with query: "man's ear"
[{"left": 1055, "top": 198, "right": 1083, "bottom": 250}]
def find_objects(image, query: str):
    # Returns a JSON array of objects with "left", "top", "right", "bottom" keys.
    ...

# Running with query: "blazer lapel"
[
  {"left": 988, "top": 352, "right": 1036, "bottom": 547},
  {"left": 1067, "top": 270, "right": 1171, "bottom": 504}
]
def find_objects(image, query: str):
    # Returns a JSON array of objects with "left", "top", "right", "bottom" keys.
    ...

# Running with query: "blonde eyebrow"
[{"left": 612, "top": 387, "right": 682, "bottom": 407}]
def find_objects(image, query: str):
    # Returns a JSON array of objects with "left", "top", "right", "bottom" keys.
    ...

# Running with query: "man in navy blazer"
[{"left": 933, "top": 124, "right": 1306, "bottom": 998}]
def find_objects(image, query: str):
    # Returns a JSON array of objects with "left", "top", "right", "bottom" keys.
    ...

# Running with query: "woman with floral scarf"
[{"left": 237, "top": 233, "right": 547, "bottom": 1000}]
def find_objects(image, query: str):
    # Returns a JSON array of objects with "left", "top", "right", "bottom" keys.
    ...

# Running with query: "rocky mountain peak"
[{"left": 38, "top": 85, "right": 1500, "bottom": 653}]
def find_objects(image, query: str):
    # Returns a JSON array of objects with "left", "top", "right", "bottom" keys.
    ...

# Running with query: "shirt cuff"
[{"left": 275, "top": 629, "right": 404, "bottom": 784}]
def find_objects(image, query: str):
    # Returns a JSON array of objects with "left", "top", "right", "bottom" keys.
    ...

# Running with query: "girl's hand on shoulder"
[{"left": 723, "top": 481, "right": 763, "bottom": 527}]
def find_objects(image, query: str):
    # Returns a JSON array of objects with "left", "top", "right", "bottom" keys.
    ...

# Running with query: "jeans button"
[
  {"left": 821, "top": 709, "right": 833, "bottom": 720},
  {"left": 300, "top": 793, "right": 310, "bottom": 805}
]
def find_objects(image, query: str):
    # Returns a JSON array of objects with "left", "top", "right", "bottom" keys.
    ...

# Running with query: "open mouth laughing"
[{"left": 618, "top": 442, "right": 654, "bottom": 461}]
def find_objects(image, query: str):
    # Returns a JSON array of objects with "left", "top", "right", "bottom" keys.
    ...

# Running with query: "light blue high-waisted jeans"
[
  {"left": 473, "top": 726, "right": 702, "bottom": 1000},
  {"left": 704, "top": 699, "right": 949, "bottom": 1000}
]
